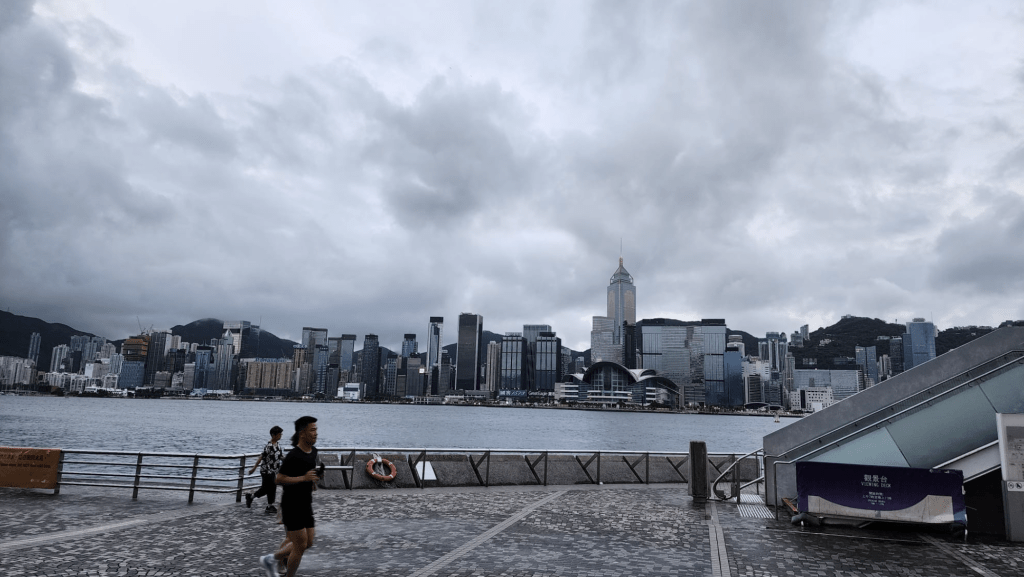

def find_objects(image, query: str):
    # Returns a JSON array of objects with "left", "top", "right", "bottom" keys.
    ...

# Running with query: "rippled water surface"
[{"left": 1, "top": 396, "right": 793, "bottom": 454}]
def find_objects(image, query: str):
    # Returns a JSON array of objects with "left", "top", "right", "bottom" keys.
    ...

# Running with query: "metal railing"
[
  {"left": 317, "top": 447, "right": 763, "bottom": 490},
  {"left": 710, "top": 448, "right": 765, "bottom": 502},
  {"left": 56, "top": 449, "right": 262, "bottom": 502}
]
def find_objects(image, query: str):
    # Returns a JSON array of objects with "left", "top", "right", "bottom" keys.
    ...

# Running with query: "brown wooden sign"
[{"left": 0, "top": 447, "right": 62, "bottom": 489}]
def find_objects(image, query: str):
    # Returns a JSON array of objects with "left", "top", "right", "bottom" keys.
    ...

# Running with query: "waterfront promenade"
[{"left": 3, "top": 483, "right": 1023, "bottom": 577}]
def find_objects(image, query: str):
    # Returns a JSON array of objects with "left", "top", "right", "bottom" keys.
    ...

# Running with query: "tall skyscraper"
[
  {"left": 426, "top": 317, "right": 443, "bottom": 394},
  {"left": 700, "top": 320, "right": 727, "bottom": 407},
  {"left": 640, "top": 321, "right": 690, "bottom": 392},
  {"left": 339, "top": 334, "right": 357, "bottom": 374},
  {"left": 522, "top": 324, "right": 551, "bottom": 391},
  {"left": 607, "top": 257, "right": 637, "bottom": 351},
  {"left": 28, "top": 332, "right": 41, "bottom": 365},
  {"left": 223, "top": 321, "right": 257, "bottom": 356},
  {"left": 855, "top": 345, "right": 878, "bottom": 386},
  {"left": 484, "top": 341, "right": 502, "bottom": 392},
  {"left": 401, "top": 334, "right": 418, "bottom": 358},
  {"left": 143, "top": 330, "right": 171, "bottom": 385},
  {"left": 456, "top": 314, "right": 484, "bottom": 391},
  {"left": 302, "top": 328, "right": 328, "bottom": 352},
  {"left": 533, "top": 332, "right": 562, "bottom": 392},
  {"left": 902, "top": 319, "right": 936, "bottom": 371},
  {"left": 590, "top": 316, "right": 618, "bottom": 364},
  {"left": 361, "top": 334, "right": 381, "bottom": 399},
  {"left": 889, "top": 336, "right": 904, "bottom": 374},
  {"left": 313, "top": 344, "right": 331, "bottom": 396},
  {"left": 500, "top": 332, "right": 526, "bottom": 390}
]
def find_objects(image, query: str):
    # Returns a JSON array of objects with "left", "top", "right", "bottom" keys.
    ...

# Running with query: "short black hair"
[
  {"left": 270, "top": 425, "right": 283, "bottom": 436},
  {"left": 291, "top": 416, "right": 317, "bottom": 446}
]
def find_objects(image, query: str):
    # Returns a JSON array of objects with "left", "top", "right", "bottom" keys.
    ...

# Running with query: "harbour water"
[{"left": 0, "top": 396, "right": 792, "bottom": 455}]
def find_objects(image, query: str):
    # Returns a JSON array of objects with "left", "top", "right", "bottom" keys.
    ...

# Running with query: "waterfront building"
[
  {"left": 27, "top": 332, "right": 41, "bottom": 365},
  {"left": 144, "top": 330, "right": 171, "bottom": 385},
  {"left": 223, "top": 321, "right": 257, "bottom": 357},
  {"left": 339, "top": 334, "right": 356, "bottom": 374},
  {"left": 402, "top": 355, "right": 423, "bottom": 397},
  {"left": 361, "top": 334, "right": 381, "bottom": 399},
  {"left": 560, "top": 346, "right": 572, "bottom": 378},
  {"left": 500, "top": 333, "right": 526, "bottom": 390},
  {"left": 792, "top": 368, "right": 862, "bottom": 401},
  {"left": 401, "top": 334, "right": 418, "bottom": 358},
  {"left": 534, "top": 332, "right": 562, "bottom": 392},
  {"left": 193, "top": 346, "right": 214, "bottom": 390},
  {"left": 119, "top": 360, "right": 145, "bottom": 389},
  {"left": 243, "top": 359, "right": 294, "bottom": 392},
  {"left": 313, "top": 344, "right": 331, "bottom": 396},
  {"left": 327, "top": 337, "right": 343, "bottom": 366},
  {"left": 727, "top": 334, "right": 744, "bottom": 357},
  {"left": 700, "top": 320, "right": 727, "bottom": 407},
  {"left": 639, "top": 322, "right": 690, "bottom": 393},
  {"left": 212, "top": 334, "right": 235, "bottom": 391},
  {"left": 50, "top": 344, "right": 70, "bottom": 373},
  {"left": 484, "top": 341, "right": 501, "bottom": 392},
  {"left": 182, "top": 363, "right": 195, "bottom": 390},
  {"left": 902, "top": 318, "right": 936, "bottom": 371},
  {"left": 426, "top": 317, "right": 443, "bottom": 395},
  {"left": 788, "top": 386, "right": 835, "bottom": 412},
  {"left": 383, "top": 354, "right": 398, "bottom": 398},
  {"left": 438, "top": 350, "right": 454, "bottom": 397},
  {"left": 456, "top": 314, "right": 484, "bottom": 391},
  {"left": 607, "top": 257, "right": 636, "bottom": 355},
  {"left": 292, "top": 345, "right": 309, "bottom": 392},
  {"left": 523, "top": 324, "right": 552, "bottom": 391},
  {"left": 565, "top": 360, "right": 677, "bottom": 407},
  {"left": 0, "top": 356, "right": 36, "bottom": 387},
  {"left": 712, "top": 342, "right": 744, "bottom": 408}
]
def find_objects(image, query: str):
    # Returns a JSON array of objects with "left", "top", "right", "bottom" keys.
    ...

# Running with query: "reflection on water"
[{"left": 1, "top": 396, "right": 792, "bottom": 455}]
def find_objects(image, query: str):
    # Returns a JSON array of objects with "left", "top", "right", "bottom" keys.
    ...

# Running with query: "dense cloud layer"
[{"left": 2, "top": 0, "right": 1022, "bottom": 350}]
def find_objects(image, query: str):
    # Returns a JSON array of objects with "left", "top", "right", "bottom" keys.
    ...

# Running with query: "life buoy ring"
[{"left": 366, "top": 456, "right": 397, "bottom": 482}]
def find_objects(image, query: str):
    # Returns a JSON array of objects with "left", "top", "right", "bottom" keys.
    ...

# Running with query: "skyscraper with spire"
[{"left": 608, "top": 256, "right": 636, "bottom": 348}]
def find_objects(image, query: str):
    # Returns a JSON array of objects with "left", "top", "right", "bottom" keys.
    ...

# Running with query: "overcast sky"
[{"left": 2, "top": 0, "right": 1023, "bottom": 352}]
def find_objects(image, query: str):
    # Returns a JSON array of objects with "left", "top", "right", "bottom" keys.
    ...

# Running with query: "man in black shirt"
[{"left": 259, "top": 416, "right": 319, "bottom": 577}]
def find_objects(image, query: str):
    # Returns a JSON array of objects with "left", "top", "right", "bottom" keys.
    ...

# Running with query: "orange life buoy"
[{"left": 366, "top": 456, "right": 397, "bottom": 482}]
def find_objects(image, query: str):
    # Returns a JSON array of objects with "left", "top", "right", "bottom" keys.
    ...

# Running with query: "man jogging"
[{"left": 259, "top": 416, "right": 319, "bottom": 577}]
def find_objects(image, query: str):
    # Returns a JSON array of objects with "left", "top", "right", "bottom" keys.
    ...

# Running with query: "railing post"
[
  {"left": 731, "top": 453, "right": 740, "bottom": 503},
  {"left": 188, "top": 455, "right": 200, "bottom": 504},
  {"left": 236, "top": 455, "right": 246, "bottom": 502},
  {"left": 485, "top": 450, "right": 490, "bottom": 487},
  {"left": 543, "top": 452, "right": 548, "bottom": 486},
  {"left": 596, "top": 451, "right": 601, "bottom": 484},
  {"left": 645, "top": 452, "right": 650, "bottom": 484},
  {"left": 132, "top": 454, "right": 143, "bottom": 500},
  {"left": 54, "top": 450, "right": 65, "bottom": 495}
]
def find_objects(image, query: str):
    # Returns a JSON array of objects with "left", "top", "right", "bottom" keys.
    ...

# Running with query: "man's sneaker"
[
  {"left": 259, "top": 554, "right": 279, "bottom": 577},
  {"left": 277, "top": 557, "right": 288, "bottom": 574},
  {"left": 265, "top": 504, "right": 278, "bottom": 514},
  {"left": 245, "top": 493, "right": 253, "bottom": 508}
]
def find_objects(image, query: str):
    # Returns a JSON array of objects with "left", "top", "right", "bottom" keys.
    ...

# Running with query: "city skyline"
[{"left": 2, "top": 1, "right": 1023, "bottom": 353}]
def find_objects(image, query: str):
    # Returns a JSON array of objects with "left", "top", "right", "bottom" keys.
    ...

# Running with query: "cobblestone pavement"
[{"left": 3, "top": 484, "right": 1023, "bottom": 576}]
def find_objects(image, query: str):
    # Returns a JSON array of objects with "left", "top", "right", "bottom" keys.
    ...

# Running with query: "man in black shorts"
[{"left": 259, "top": 416, "right": 319, "bottom": 577}]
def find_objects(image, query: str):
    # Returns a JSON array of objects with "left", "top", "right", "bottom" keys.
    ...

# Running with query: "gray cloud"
[{"left": 2, "top": 1, "right": 1023, "bottom": 351}]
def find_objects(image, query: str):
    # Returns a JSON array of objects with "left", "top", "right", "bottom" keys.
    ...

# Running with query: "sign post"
[{"left": 997, "top": 413, "right": 1024, "bottom": 542}]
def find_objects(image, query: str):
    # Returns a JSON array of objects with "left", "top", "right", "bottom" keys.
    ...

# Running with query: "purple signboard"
[{"left": 796, "top": 462, "right": 966, "bottom": 526}]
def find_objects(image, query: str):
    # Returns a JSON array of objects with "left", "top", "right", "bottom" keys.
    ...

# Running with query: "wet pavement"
[{"left": 3, "top": 483, "right": 1022, "bottom": 576}]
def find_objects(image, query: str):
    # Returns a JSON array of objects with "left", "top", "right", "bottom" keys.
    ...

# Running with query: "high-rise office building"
[
  {"left": 328, "top": 337, "right": 343, "bottom": 366},
  {"left": 339, "top": 335, "right": 356, "bottom": 374},
  {"left": 302, "top": 328, "right": 328, "bottom": 352},
  {"left": 313, "top": 344, "right": 331, "bottom": 396},
  {"left": 223, "top": 321, "right": 257, "bottom": 357},
  {"left": 28, "top": 332, "right": 41, "bottom": 366},
  {"left": 456, "top": 314, "right": 484, "bottom": 391},
  {"left": 144, "top": 330, "right": 171, "bottom": 385},
  {"left": 713, "top": 341, "right": 744, "bottom": 408},
  {"left": 500, "top": 333, "right": 526, "bottom": 390},
  {"left": 484, "top": 341, "right": 502, "bottom": 392},
  {"left": 383, "top": 354, "right": 398, "bottom": 398},
  {"left": 522, "top": 324, "right": 551, "bottom": 391},
  {"left": 889, "top": 336, "right": 904, "bottom": 374},
  {"left": 855, "top": 345, "right": 878, "bottom": 387},
  {"left": 534, "top": 332, "right": 562, "bottom": 392},
  {"left": 193, "top": 346, "right": 214, "bottom": 390},
  {"left": 590, "top": 316, "right": 618, "bottom": 364},
  {"left": 401, "top": 334, "right": 418, "bottom": 358},
  {"left": 426, "top": 317, "right": 443, "bottom": 394},
  {"left": 438, "top": 350, "right": 454, "bottom": 397},
  {"left": 639, "top": 321, "right": 690, "bottom": 393},
  {"left": 607, "top": 257, "right": 636, "bottom": 353},
  {"left": 361, "top": 334, "right": 381, "bottom": 399},
  {"left": 401, "top": 355, "right": 423, "bottom": 397},
  {"left": 902, "top": 319, "right": 936, "bottom": 371},
  {"left": 700, "top": 320, "right": 727, "bottom": 407}
]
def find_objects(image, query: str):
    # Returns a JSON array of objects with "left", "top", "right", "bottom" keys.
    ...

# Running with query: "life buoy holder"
[{"left": 366, "top": 456, "right": 397, "bottom": 482}]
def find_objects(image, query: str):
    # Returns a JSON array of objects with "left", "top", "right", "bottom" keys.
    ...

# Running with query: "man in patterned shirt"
[{"left": 246, "top": 425, "right": 284, "bottom": 514}]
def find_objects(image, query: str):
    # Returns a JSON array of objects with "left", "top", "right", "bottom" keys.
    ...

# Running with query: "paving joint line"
[
  {"left": 706, "top": 500, "right": 732, "bottom": 577},
  {"left": 920, "top": 534, "right": 1001, "bottom": 577},
  {"left": 0, "top": 501, "right": 230, "bottom": 554},
  {"left": 407, "top": 490, "right": 567, "bottom": 577}
]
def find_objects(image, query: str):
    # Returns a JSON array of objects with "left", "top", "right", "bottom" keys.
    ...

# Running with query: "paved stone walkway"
[{"left": 3, "top": 484, "right": 1023, "bottom": 576}]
